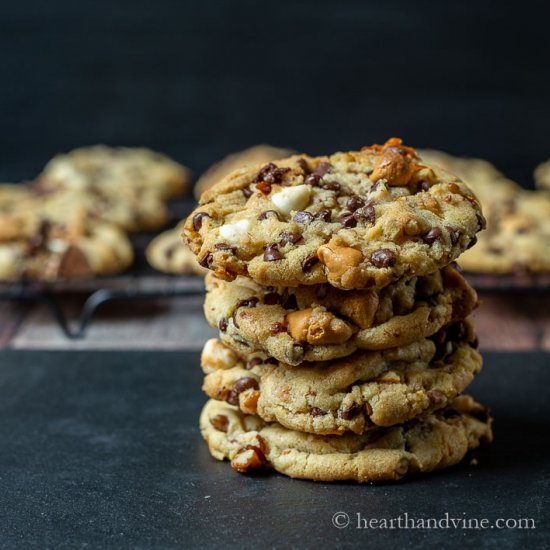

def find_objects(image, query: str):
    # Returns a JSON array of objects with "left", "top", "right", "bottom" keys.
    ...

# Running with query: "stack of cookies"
[{"left": 184, "top": 138, "right": 493, "bottom": 482}]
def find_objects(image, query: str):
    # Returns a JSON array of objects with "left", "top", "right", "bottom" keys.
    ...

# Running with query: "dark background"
[{"left": 1, "top": 0, "right": 549, "bottom": 187}]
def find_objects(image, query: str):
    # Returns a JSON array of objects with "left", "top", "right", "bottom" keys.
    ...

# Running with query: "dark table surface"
[{"left": 0, "top": 350, "right": 548, "bottom": 549}]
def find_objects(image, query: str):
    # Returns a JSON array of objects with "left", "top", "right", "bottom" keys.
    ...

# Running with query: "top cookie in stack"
[
  {"left": 184, "top": 138, "right": 484, "bottom": 290},
  {"left": 185, "top": 139, "right": 491, "bottom": 482}
]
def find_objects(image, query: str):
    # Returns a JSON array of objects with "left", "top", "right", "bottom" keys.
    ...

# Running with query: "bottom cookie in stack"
[
  {"left": 199, "top": 321, "right": 493, "bottom": 481},
  {"left": 200, "top": 395, "right": 492, "bottom": 482}
]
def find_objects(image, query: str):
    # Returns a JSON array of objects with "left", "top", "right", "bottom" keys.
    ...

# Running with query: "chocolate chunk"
[
  {"left": 198, "top": 253, "right": 213, "bottom": 268},
  {"left": 256, "top": 182, "right": 272, "bottom": 195},
  {"left": 248, "top": 357, "right": 264, "bottom": 368},
  {"left": 257, "top": 210, "right": 280, "bottom": 221},
  {"left": 282, "top": 294, "right": 298, "bottom": 309},
  {"left": 338, "top": 213, "right": 357, "bottom": 228},
  {"left": 215, "top": 243, "right": 237, "bottom": 253},
  {"left": 279, "top": 231, "right": 302, "bottom": 246},
  {"left": 371, "top": 249, "right": 396, "bottom": 268},
  {"left": 210, "top": 414, "right": 229, "bottom": 432},
  {"left": 264, "top": 292, "right": 282, "bottom": 305},
  {"left": 304, "top": 173, "right": 321, "bottom": 186},
  {"left": 314, "top": 161, "right": 333, "bottom": 176},
  {"left": 446, "top": 227, "right": 461, "bottom": 245},
  {"left": 346, "top": 196, "right": 365, "bottom": 211},
  {"left": 264, "top": 244, "right": 283, "bottom": 261},
  {"left": 423, "top": 226, "right": 443, "bottom": 245},
  {"left": 338, "top": 403, "right": 362, "bottom": 420},
  {"left": 242, "top": 187, "right": 253, "bottom": 198},
  {"left": 253, "top": 163, "right": 276, "bottom": 183},
  {"left": 353, "top": 204, "right": 375, "bottom": 224},
  {"left": 192, "top": 212, "right": 210, "bottom": 231},
  {"left": 466, "top": 236, "right": 478, "bottom": 249},
  {"left": 233, "top": 376, "right": 260, "bottom": 393},
  {"left": 321, "top": 181, "right": 340, "bottom": 191},
  {"left": 236, "top": 297, "right": 259, "bottom": 309},
  {"left": 269, "top": 322, "right": 286, "bottom": 335},
  {"left": 218, "top": 318, "right": 228, "bottom": 332},
  {"left": 310, "top": 407, "right": 327, "bottom": 417},
  {"left": 293, "top": 211, "right": 314, "bottom": 224},
  {"left": 301, "top": 254, "right": 319, "bottom": 272},
  {"left": 314, "top": 209, "right": 332, "bottom": 222}
]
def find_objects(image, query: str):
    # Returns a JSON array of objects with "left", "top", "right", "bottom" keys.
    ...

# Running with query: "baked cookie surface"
[
  {"left": 194, "top": 144, "right": 294, "bottom": 200},
  {"left": 204, "top": 264, "right": 478, "bottom": 365},
  {"left": 200, "top": 395, "right": 492, "bottom": 482},
  {"left": 38, "top": 145, "right": 191, "bottom": 199},
  {"left": 201, "top": 322, "right": 481, "bottom": 435},
  {"left": 185, "top": 139, "right": 483, "bottom": 290}
]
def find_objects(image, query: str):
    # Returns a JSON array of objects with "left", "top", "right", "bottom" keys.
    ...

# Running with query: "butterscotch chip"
[
  {"left": 200, "top": 395, "right": 493, "bottom": 482},
  {"left": 184, "top": 138, "right": 483, "bottom": 290}
]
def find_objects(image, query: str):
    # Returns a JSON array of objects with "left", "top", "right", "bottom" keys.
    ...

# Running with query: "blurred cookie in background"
[
  {"left": 146, "top": 224, "right": 207, "bottom": 276},
  {"left": 419, "top": 149, "right": 550, "bottom": 274},
  {"left": 194, "top": 144, "right": 294, "bottom": 200},
  {"left": 38, "top": 145, "right": 192, "bottom": 199},
  {"left": 534, "top": 158, "right": 550, "bottom": 191}
]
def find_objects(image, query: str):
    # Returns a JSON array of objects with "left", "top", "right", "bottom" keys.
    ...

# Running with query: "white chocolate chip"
[
  {"left": 219, "top": 219, "right": 251, "bottom": 242},
  {"left": 271, "top": 184, "right": 312, "bottom": 216}
]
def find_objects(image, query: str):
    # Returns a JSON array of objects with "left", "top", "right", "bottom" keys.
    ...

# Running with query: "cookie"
[
  {"left": 458, "top": 190, "right": 550, "bottom": 273},
  {"left": 534, "top": 158, "right": 550, "bottom": 191},
  {"left": 204, "top": 263, "right": 478, "bottom": 365},
  {"left": 200, "top": 395, "right": 492, "bottom": 482},
  {"left": 146, "top": 225, "right": 207, "bottom": 276},
  {"left": 0, "top": 216, "right": 134, "bottom": 281},
  {"left": 184, "top": 138, "right": 484, "bottom": 290},
  {"left": 201, "top": 321, "right": 481, "bottom": 435},
  {"left": 194, "top": 145, "right": 295, "bottom": 200},
  {"left": 38, "top": 145, "right": 191, "bottom": 199}
]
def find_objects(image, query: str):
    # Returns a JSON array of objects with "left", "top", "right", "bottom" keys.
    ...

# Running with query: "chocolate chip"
[
  {"left": 417, "top": 180, "right": 431, "bottom": 192},
  {"left": 242, "top": 187, "right": 253, "bottom": 198},
  {"left": 234, "top": 376, "right": 260, "bottom": 393},
  {"left": 314, "top": 161, "right": 333, "bottom": 176},
  {"left": 199, "top": 253, "right": 213, "bottom": 268},
  {"left": 427, "top": 389, "right": 446, "bottom": 406},
  {"left": 296, "top": 158, "right": 311, "bottom": 174},
  {"left": 293, "top": 211, "right": 314, "bottom": 224},
  {"left": 279, "top": 231, "right": 302, "bottom": 246},
  {"left": 371, "top": 249, "right": 396, "bottom": 268},
  {"left": 314, "top": 209, "right": 332, "bottom": 222},
  {"left": 338, "top": 403, "right": 362, "bottom": 420},
  {"left": 269, "top": 322, "right": 286, "bottom": 335},
  {"left": 301, "top": 254, "right": 319, "bottom": 272},
  {"left": 265, "top": 357, "right": 278, "bottom": 365},
  {"left": 338, "top": 213, "right": 357, "bottom": 228},
  {"left": 264, "top": 292, "right": 282, "bottom": 305},
  {"left": 441, "top": 408, "right": 460, "bottom": 420},
  {"left": 310, "top": 407, "right": 327, "bottom": 417},
  {"left": 253, "top": 163, "right": 290, "bottom": 184},
  {"left": 232, "top": 310, "right": 241, "bottom": 329},
  {"left": 446, "top": 227, "right": 460, "bottom": 245},
  {"left": 164, "top": 246, "right": 175, "bottom": 260},
  {"left": 321, "top": 181, "right": 340, "bottom": 191},
  {"left": 218, "top": 318, "right": 228, "bottom": 332},
  {"left": 365, "top": 402, "right": 373, "bottom": 416},
  {"left": 248, "top": 357, "right": 264, "bottom": 368},
  {"left": 215, "top": 243, "right": 237, "bottom": 253},
  {"left": 256, "top": 182, "right": 272, "bottom": 195},
  {"left": 447, "top": 320, "right": 467, "bottom": 342},
  {"left": 346, "top": 196, "right": 365, "bottom": 211},
  {"left": 257, "top": 210, "right": 280, "bottom": 221},
  {"left": 304, "top": 173, "right": 321, "bottom": 186},
  {"left": 210, "top": 414, "right": 229, "bottom": 432},
  {"left": 477, "top": 212, "right": 487, "bottom": 231},
  {"left": 466, "top": 236, "right": 478, "bottom": 249},
  {"left": 282, "top": 294, "right": 298, "bottom": 309},
  {"left": 423, "top": 226, "right": 443, "bottom": 245},
  {"left": 236, "top": 297, "right": 259, "bottom": 309},
  {"left": 353, "top": 204, "right": 375, "bottom": 225},
  {"left": 264, "top": 244, "right": 283, "bottom": 261},
  {"left": 192, "top": 212, "right": 210, "bottom": 231}
]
